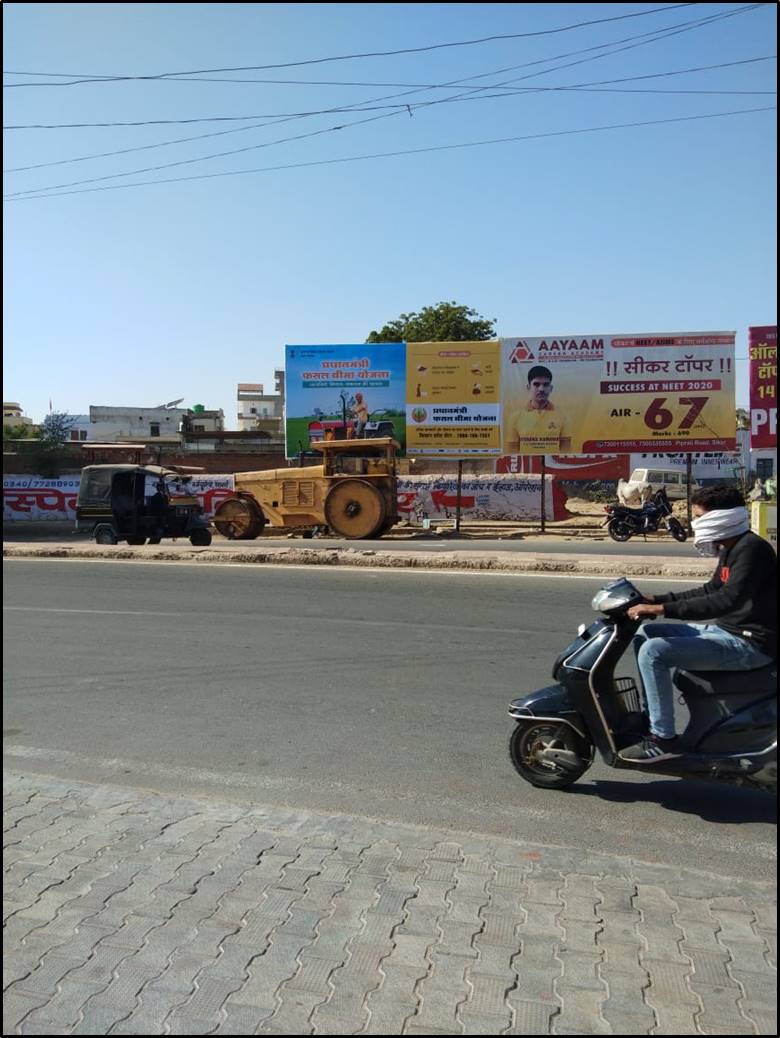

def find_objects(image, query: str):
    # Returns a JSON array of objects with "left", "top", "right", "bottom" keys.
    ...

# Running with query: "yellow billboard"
[
  {"left": 501, "top": 332, "right": 737, "bottom": 455},
  {"left": 405, "top": 341, "right": 502, "bottom": 456}
]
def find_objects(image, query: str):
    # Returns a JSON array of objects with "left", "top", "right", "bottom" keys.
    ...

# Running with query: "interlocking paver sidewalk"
[{"left": 4, "top": 772, "right": 776, "bottom": 1035}]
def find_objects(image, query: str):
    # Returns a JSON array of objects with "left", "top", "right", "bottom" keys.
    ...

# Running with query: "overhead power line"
[
  {"left": 6, "top": 84, "right": 775, "bottom": 176},
  {"left": 2, "top": 4, "right": 701, "bottom": 86},
  {"left": 5, "top": 106, "right": 774, "bottom": 203},
  {"left": 1, "top": 15, "right": 756, "bottom": 177},
  {"left": 6, "top": 52, "right": 775, "bottom": 195},
  {"left": 3, "top": 4, "right": 769, "bottom": 186},
  {"left": 7, "top": 56, "right": 773, "bottom": 128}
]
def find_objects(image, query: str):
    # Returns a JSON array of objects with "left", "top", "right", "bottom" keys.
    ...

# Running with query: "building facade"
[
  {"left": 89, "top": 404, "right": 189, "bottom": 442},
  {"left": 3, "top": 403, "right": 34, "bottom": 429},
  {"left": 236, "top": 372, "right": 285, "bottom": 432}
]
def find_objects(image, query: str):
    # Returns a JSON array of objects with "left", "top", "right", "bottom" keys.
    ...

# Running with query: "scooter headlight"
[{"left": 591, "top": 577, "right": 642, "bottom": 615}]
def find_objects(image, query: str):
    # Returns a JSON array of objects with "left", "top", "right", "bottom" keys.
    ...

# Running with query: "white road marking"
[{"left": 4, "top": 606, "right": 181, "bottom": 617}]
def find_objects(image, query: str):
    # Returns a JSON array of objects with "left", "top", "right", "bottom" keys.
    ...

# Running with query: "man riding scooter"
[{"left": 620, "top": 485, "right": 777, "bottom": 763}]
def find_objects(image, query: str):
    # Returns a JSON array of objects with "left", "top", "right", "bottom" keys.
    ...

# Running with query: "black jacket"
[{"left": 656, "top": 531, "right": 777, "bottom": 658}]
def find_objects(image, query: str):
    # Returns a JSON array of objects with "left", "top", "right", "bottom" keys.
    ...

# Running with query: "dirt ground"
[
  {"left": 2, "top": 499, "right": 693, "bottom": 545},
  {"left": 382, "top": 496, "right": 693, "bottom": 543}
]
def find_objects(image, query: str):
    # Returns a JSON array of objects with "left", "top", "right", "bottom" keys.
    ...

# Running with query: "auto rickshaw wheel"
[
  {"left": 213, "top": 496, "right": 265, "bottom": 540},
  {"left": 324, "top": 479, "right": 387, "bottom": 539},
  {"left": 190, "top": 529, "right": 213, "bottom": 547},
  {"left": 126, "top": 536, "right": 146, "bottom": 545},
  {"left": 94, "top": 525, "right": 118, "bottom": 545}
]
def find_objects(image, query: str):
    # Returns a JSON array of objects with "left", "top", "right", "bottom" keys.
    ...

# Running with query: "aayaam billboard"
[
  {"left": 285, "top": 343, "right": 406, "bottom": 457},
  {"left": 501, "top": 331, "right": 736, "bottom": 455},
  {"left": 749, "top": 325, "right": 777, "bottom": 449}
]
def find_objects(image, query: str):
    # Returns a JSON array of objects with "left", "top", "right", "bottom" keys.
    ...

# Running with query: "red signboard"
[
  {"left": 749, "top": 326, "right": 777, "bottom": 449},
  {"left": 496, "top": 454, "right": 630, "bottom": 481}
]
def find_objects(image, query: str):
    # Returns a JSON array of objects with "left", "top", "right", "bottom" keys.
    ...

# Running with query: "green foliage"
[
  {"left": 31, "top": 412, "right": 77, "bottom": 477},
  {"left": 2, "top": 422, "right": 36, "bottom": 440},
  {"left": 39, "top": 411, "right": 77, "bottom": 446},
  {"left": 367, "top": 301, "right": 496, "bottom": 343}
]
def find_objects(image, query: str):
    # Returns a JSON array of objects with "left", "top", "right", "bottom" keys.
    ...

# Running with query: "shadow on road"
[{"left": 571, "top": 778, "right": 776, "bottom": 825}]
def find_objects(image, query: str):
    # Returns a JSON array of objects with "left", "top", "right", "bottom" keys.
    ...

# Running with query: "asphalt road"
[{"left": 3, "top": 559, "right": 775, "bottom": 882}]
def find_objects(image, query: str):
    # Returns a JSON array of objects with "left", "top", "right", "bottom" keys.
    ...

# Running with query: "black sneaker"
[{"left": 619, "top": 735, "right": 682, "bottom": 764}]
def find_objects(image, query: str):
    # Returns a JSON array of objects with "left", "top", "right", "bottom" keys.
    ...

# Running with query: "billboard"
[
  {"left": 749, "top": 325, "right": 777, "bottom": 449},
  {"left": 497, "top": 454, "right": 631, "bottom": 480},
  {"left": 501, "top": 332, "right": 736, "bottom": 455},
  {"left": 3, "top": 475, "right": 236, "bottom": 521},
  {"left": 405, "top": 340, "right": 502, "bottom": 456},
  {"left": 285, "top": 343, "right": 406, "bottom": 457},
  {"left": 397, "top": 474, "right": 569, "bottom": 521},
  {"left": 3, "top": 476, "right": 80, "bottom": 521}
]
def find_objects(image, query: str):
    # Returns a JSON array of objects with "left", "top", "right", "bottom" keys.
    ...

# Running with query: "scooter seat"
[{"left": 676, "top": 663, "right": 777, "bottom": 698}]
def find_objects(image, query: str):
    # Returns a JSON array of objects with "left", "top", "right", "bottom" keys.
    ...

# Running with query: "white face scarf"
[{"left": 691, "top": 507, "right": 750, "bottom": 557}]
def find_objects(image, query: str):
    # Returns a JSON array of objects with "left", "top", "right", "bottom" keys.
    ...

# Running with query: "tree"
[
  {"left": 2, "top": 422, "right": 35, "bottom": 440},
  {"left": 39, "top": 411, "right": 77, "bottom": 446},
  {"left": 367, "top": 301, "right": 496, "bottom": 343},
  {"left": 736, "top": 407, "right": 750, "bottom": 430},
  {"left": 33, "top": 412, "right": 77, "bottom": 477}
]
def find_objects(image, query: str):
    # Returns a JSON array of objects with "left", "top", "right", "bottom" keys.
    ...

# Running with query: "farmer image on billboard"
[
  {"left": 501, "top": 333, "right": 736, "bottom": 455},
  {"left": 285, "top": 343, "right": 406, "bottom": 458}
]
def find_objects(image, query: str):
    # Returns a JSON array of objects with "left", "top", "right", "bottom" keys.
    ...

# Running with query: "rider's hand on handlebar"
[{"left": 628, "top": 603, "right": 665, "bottom": 621}]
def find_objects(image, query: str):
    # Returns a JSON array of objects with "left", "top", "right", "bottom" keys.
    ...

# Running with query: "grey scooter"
[{"left": 507, "top": 578, "right": 777, "bottom": 792}]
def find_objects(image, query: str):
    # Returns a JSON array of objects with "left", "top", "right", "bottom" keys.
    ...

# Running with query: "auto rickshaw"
[{"left": 76, "top": 464, "right": 212, "bottom": 546}]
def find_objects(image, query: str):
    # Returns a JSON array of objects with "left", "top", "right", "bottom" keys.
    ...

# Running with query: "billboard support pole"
[
  {"left": 540, "top": 455, "right": 547, "bottom": 534},
  {"left": 455, "top": 460, "right": 463, "bottom": 533},
  {"left": 686, "top": 455, "right": 693, "bottom": 531}
]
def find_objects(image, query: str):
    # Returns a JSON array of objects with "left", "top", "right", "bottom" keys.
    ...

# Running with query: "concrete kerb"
[{"left": 2, "top": 542, "right": 714, "bottom": 580}]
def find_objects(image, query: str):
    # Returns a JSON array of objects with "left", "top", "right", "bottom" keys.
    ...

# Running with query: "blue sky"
[{"left": 3, "top": 3, "right": 776, "bottom": 426}]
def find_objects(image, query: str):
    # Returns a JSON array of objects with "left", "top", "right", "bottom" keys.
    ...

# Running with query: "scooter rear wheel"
[
  {"left": 607, "top": 519, "right": 633, "bottom": 542},
  {"left": 509, "top": 722, "right": 592, "bottom": 789}
]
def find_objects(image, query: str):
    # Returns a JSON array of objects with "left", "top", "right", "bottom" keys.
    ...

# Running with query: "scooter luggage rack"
[{"left": 613, "top": 676, "right": 642, "bottom": 714}]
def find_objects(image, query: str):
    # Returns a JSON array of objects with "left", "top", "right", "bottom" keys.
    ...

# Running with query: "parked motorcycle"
[
  {"left": 603, "top": 487, "right": 687, "bottom": 543},
  {"left": 507, "top": 578, "right": 777, "bottom": 792}
]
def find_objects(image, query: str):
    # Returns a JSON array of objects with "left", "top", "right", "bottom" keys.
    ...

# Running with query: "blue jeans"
[{"left": 634, "top": 622, "right": 773, "bottom": 739}]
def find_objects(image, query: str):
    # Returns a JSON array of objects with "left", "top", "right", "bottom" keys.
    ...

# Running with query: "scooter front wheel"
[
  {"left": 508, "top": 722, "right": 592, "bottom": 789},
  {"left": 667, "top": 518, "right": 688, "bottom": 542}
]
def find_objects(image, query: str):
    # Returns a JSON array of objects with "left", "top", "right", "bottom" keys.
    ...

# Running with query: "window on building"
[
  {"left": 250, "top": 407, "right": 257, "bottom": 414},
  {"left": 150, "top": 423, "right": 160, "bottom": 437},
  {"left": 756, "top": 458, "right": 774, "bottom": 479}
]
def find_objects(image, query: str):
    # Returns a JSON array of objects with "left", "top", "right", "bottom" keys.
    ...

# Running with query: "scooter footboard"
[{"left": 509, "top": 684, "right": 589, "bottom": 740}]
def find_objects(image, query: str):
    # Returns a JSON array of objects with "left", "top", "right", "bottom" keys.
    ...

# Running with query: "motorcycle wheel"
[
  {"left": 607, "top": 519, "right": 633, "bottom": 542},
  {"left": 668, "top": 519, "right": 688, "bottom": 542},
  {"left": 508, "top": 722, "right": 592, "bottom": 789}
]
